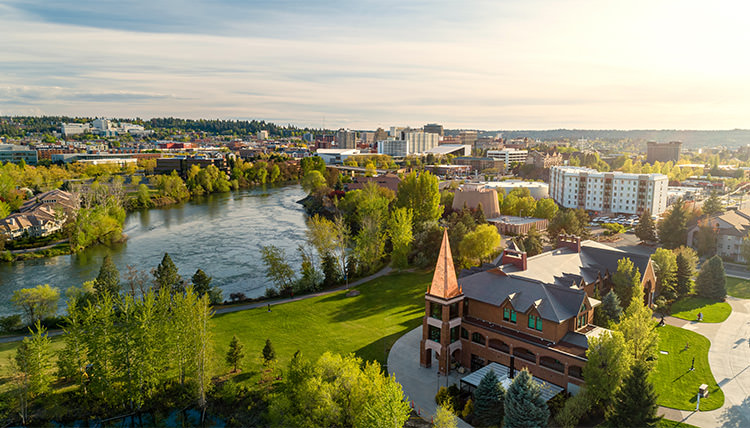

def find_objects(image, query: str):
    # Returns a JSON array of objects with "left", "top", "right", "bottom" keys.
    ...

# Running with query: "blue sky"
[{"left": 1, "top": 0, "right": 749, "bottom": 129}]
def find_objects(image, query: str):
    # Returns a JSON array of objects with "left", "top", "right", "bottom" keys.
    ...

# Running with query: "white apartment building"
[
  {"left": 377, "top": 140, "right": 408, "bottom": 157},
  {"left": 487, "top": 148, "right": 528, "bottom": 171},
  {"left": 404, "top": 131, "right": 439, "bottom": 154},
  {"left": 549, "top": 166, "right": 669, "bottom": 215},
  {"left": 60, "top": 123, "right": 91, "bottom": 136}
]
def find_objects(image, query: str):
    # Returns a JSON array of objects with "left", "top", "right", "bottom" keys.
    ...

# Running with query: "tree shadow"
[
  {"left": 354, "top": 328, "right": 418, "bottom": 366},
  {"left": 718, "top": 396, "right": 750, "bottom": 428}
]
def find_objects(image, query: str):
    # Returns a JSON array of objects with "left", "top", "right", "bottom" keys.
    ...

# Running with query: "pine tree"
[
  {"left": 153, "top": 252, "right": 182, "bottom": 293},
  {"left": 226, "top": 335, "right": 244, "bottom": 372},
  {"left": 694, "top": 225, "right": 718, "bottom": 257},
  {"left": 657, "top": 200, "right": 687, "bottom": 249},
  {"left": 675, "top": 252, "right": 695, "bottom": 297},
  {"left": 503, "top": 369, "right": 549, "bottom": 428},
  {"left": 701, "top": 191, "right": 723, "bottom": 216},
  {"left": 522, "top": 226, "right": 544, "bottom": 257},
  {"left": 262, "top": 338, "right": 276, "bottom": 363},
  {"left": 695, "top": 255, "right": 727, "bottom": 301},
  {"left": 635, "top": 211, "right": 657, "bottom": 242},
  {"left": 607, "top": 362, "right": 661, "bottom": 428},
  {"left": 191, "top": 269, "right": 212, "bottom": 296},
  {"left": 612, "top": 258, "right": 642, "bottom": 308},
  {"left": 596, "top": 290, "right": 623, "bottom": 325},
  {"left": 95, "top": 254, "right": 120, "bottom": 296},
  {"left": 473, "top": 369, "right": 505, "bottom": 427}
]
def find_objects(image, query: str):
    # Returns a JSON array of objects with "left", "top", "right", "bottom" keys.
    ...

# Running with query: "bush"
[
  {"left": 461, "top": 398, "right": 474, "bottom": 420},
  {"left": 435, "top": 385, "right": 460, "bottom": 410},
  {"left": 603, "top": 223, "right": 626, "bottom": 236},
  {"left": 0, "top": 314, "right": 23, "bottom": 333}
]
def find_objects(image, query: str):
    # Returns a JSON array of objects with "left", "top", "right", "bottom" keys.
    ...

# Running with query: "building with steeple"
[{"left": 420, "top": 231, "right": 657, "bottom": 392}]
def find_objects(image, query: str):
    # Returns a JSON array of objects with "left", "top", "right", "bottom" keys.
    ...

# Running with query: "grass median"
[
  {"left": 669, "top": 296, "right": 731, "bottom": 323},
  {"left": 726, "top": 276, "right": 750, "bottom": 299}
]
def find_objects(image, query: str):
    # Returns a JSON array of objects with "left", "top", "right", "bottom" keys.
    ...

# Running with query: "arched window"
[{"left": 471, "top": 332, "right": 486, "bottom": 346}]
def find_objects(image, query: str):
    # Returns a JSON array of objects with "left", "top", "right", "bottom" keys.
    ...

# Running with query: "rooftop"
[
  {"left": 487, "top": 216, "right": 545, "bottom": 225},
  {"left": 460, "top": 362, "right": 564, "bottom": 402}
]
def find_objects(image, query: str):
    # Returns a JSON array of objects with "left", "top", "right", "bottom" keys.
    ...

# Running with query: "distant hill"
[{"left": 447, "top": 129, "right": 750, "bottom": 148}]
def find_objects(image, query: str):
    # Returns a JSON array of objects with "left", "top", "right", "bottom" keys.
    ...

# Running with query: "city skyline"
[{"left": 2, "top": 0, "right": 749, "bottom": 130}]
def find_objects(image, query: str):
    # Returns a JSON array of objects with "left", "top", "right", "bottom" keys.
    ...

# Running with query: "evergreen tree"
[
  {"left": 191, "top": 269, "right": 212, "bottom": 296},
  {"left": 95, "top": 254, "right": 120, "bottom": 296},
  {"left": 226, "top": 335, "right": 244, "bottom": 372},
  {"left": 675, "top": 252, "right": 695, "bottom": 297},
  {"left": 596, "top": 290, "right": 623, "bottom": 325},
  {"left": 612, "top": 258, "right": 642, "bottom": 308},
  {"left": 153, "top": 252, "right": 182, "bottom": 293},
  {"left": 522, "top": 226, "right": 544, "bottom": 257},
  {"left": 473, "top": 369, "right": 505, "bottom": 427},
  {"left": 695, "top": 255, "right": 727, "bottom": 301},
  {"left": 474, "top": 203, "right": 487, "bottom": 224},
  {"left": 262, "top": 338, "right": 276, "bottom": 363},
  {"left": 701, "top": 191, "right": 723, "bottom": 216},
  {"left": 503, "top": 369, "right": 549, "bottom": 428},
  {"left": 14, "top": 321, "right": 53, "bottom": 397},
  {"left": 657, "top": 200, "right": 687, "bottom": 249},
  {"left": 635, "top": 211, "right": 657, "bottom": 242},
  {"left": 321, "top": 252, "right": 341, "bottom": 287},
  {"left": 607, "top": 363, "right": 661, "bottom": 428},
  {"left": 651, "top": 248, "right": 677, "bottom": 299},
  {"left": 694, "top": 225, "right": 718, "bottom": 257}
]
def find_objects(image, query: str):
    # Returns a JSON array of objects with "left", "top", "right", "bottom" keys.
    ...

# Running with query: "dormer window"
[
  {"left": 576, "top": 312, "right": 588, "bottom": 329},
  {"left": 503, "top": 307, "right": 517, "bottom": 323},
  {"left": 528, "top": 314, "right": 543, "bottom": 331}
]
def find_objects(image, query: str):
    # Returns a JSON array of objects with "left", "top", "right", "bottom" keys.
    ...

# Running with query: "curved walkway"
[{"left": 658, "top": 297, "right": 750, "bottom": 428}]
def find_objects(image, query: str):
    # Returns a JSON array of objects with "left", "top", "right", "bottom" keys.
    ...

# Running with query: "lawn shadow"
[
  {"left": 718, "top": 396, "right": 750, "bottom": 428},
  {"left": 354, "top": 328, "right": 417, "bottom": 366}
]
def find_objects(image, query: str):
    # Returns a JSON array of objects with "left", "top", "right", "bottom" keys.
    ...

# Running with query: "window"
[
  {"left": 461, "top": 327, "right": 469, "bottom": 340},
  {"left": 428, "top": 326, "right": 441, "bottom": 342},
  {"left": 450, "top": 326, "right": 460, "bottom": 343},
  {"left": 503, "top": 307, "right": 517, "bottom": 323},
  {"left": 471, "top": 332, "right": 486, "bottom": 346},
  {"left": 430, "top": 302, "right": 442, "bottom": 319},
  {"left": 576, "top": 312, "right": 588, "bottom": 329},
  {"left": 449, "top": 302, "right": 459, "bottom": 319},
  {"left": 528, "top": 314, "right": 543, "bottom": 331}
]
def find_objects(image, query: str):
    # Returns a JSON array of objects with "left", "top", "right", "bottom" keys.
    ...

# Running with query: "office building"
[
  {"left": 424, "top": 123, "right": 444, "bottom": 136},
  {"left": 453, "top": 157, "right": 504, "bottom": 173},
  {"left": 549, "top": 166, "right": 669, "bottom": 215},
  {"left": 526, "top": 151, "right": 563, "bottom": 169},
  {"left": 335, "top": 129, "right": 357, "bottom": 149},
  {"left": 404, "top": 131, "right": 439, "bottom": 153},
  {"left": 488, "top": 148, "right": 528, "bottom": 170},
  {"left": 60, "top": 123, "right": 91, "bottom": 136},
  {"left": 0, "top": 144, "right": 38, "bottom": 165},
  {"left": 460, "top": 130, "right": 478, "bottom": 147},
  {"left": 377, "top": 140, "right": 408, "bottom": 157},
  {"left": 647, "top": 141, "right": 682, "bottom": 164}
]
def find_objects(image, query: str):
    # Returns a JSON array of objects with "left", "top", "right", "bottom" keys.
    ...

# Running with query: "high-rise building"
[
  {"left": 404, "top": 131, "right": 439, "bottom": 154},
  {"left": 459, "top": 130, "right": 478, "bottom": 147},
  {"left": 647, "top": 141, "right": 682, "bottom": 164},
  {"left": 377, "top": 140, "right": 409, "bottom": 157},
  {"left": 374, "top": 128, "right": 388, "bottom": 142},
  {"left": 549, "top": 166, "right": 668, "bottom": 215},
  {"left": 424, "top": 123, "right": 444, "bottom": 136},
  {"left": 335, "top": 129, "right": 357, "bottom": 149}
]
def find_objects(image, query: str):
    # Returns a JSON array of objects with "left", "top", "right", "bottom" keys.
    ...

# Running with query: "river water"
[{"left": 0, "top": 185, "right": 309, "bottom": 317}]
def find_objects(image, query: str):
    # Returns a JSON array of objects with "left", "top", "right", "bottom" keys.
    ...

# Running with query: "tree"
[
  {"left": 354, "top": 216, "right": 386, "bottom": 275},
  {"left": 658, "top": 200, "right": 687, "bottom": 249},
  {"left": 635, "top": 211, "right": 657, "bottom": 242},
  {"left": 675, "top": 251, "right": 695, "bottom": 297},
  {"left": 651, "top": 248, "right": 677, "bottom": 299},
  {"left": 306, "top": 215, "right": 349, "bottom": 280},
  {"left": 11, "top": 284, "right": 60, "bottom": 325},
  {"left": 434, "top": 404, "right": 458, "bottom": 428},
  {"left": 583, "top": 330, "right": 632, "bottom": 408},
  {"left": 701, "top": 191, "right": 723, "bottom": 216},
  {"left": 262, "top": 338, "right": 276, "bottom": 364},
  {"left": 301, "top": 170, "right": 328, "bottom": 194},
  {"left": 260, "top": 245, "right": 296, "bottom": 294},
  {"left": 191, "top": 269, "right": 212, "bottom": 296},
  {"left": 153, "top": 252, "right": 182, "bottom": 293},
  {"left": 473, "top": 369, "right": 505, "bottom": 427},
  {"left": 596, "top": 290, "right": 623, "bottom": 325},
  {"left": 616, "top": 285, "right": 659, "bottom": 364},
  {"left": 503, "top": 369, "right": 550, "bottom": 428},
  {"left": 226, "top": 335, "right": 244, "bottom": 372},
  {"left": 12, "top": 322, "right": 53, "bottom": 424},
  {"left": 533, "top": 198, "right": 558, "bottom": 220},
  {"left": 694, "top": 224, "right": 718, "bottom": 257},
  {"left": 741, "top": 235, "right": 750, "bottom": 269},
  {"left": 459, "top": 224, "right": 501, "bottom": 266},
  {"left": 387, "top": 207, "right": 413, "bottom": 269},
  {"left": 94, "top": 254, "right": 120, "bottom": 296},
  {"left": 395, "top": 171, "right": 442, "bottom": 225},
  {"left": 695, "top": 255, "right": 727, "bottom": 301},
  {"left": 607, "top": 363, "right": 661, "bottom": 428},
  {"left": 612, "top": 258, "right": 642, "bottom": 308},
  {"left": 547, "top": 209, "right": 581, "bottom": 242},
  {"left": 297, "top": 245, "right": 323, "bottom": 293},
  {"left": 521, "top": 226, "right": 544, "bottom": 257}
]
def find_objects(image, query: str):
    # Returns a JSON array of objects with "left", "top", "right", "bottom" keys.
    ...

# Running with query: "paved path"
[
  {"left": 657, "top": 297, "right": 750, "bottom": 428},
  {"left": 9, "top": 239, "right": 68, "bottom": 254},
  {"left": 389, "top": 327, "right": 472, "bottom": 428},
  {"left": 0, "top": 266, "right": 395, "bottom": 343}
]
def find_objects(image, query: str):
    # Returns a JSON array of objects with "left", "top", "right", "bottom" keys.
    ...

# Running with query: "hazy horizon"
[{"left": 2, "top": 1, "right": 749, "bottom": 130}]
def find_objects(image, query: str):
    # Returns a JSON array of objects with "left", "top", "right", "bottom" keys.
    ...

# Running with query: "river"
[{"left": 0, "top": 184, "right": 309, "bottom": 317}]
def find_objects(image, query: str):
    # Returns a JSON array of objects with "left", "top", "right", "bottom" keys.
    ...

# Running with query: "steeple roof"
[{"left": 428, "top": 229, "right": 462, "bottom": 299}]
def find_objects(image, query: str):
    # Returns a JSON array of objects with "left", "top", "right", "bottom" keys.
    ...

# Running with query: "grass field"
[
  {"left": 670, "top": 296, "right": 732, "bottom": 323},
  {"left": 652, "top": 325, "right": 724, "bottom": 411},
  {"left": 658, "top": 418, "right": 701, "bottom": 428},
  {"left": 726, "top": 276, "right": 750, "bottom": 299}
]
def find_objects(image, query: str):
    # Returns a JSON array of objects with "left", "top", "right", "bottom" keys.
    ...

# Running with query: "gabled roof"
[{"left": 428, "top": 229, "right": 462, "bottom": 299}]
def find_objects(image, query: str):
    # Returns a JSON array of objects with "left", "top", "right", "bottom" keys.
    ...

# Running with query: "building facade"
[
  {"left": 460, "top": 130, "right": 478, "bottom": 147},
  {"left": 526, "top": 151, "right": 563, "bottom": 169},
  {"left": 335, "top": 129, "right": 357, "bottom": 149},
  {"left": 420, "top": 232, "right": 657, "bottom": 392},
  {"left": 404, "top": 131, "right": 439, "bottom": 154},
  {"left": 424, "top": 123, "right": 444, "bottom": 136},
  {"left": 0, "top": 144, "right": 38, "bottom": 165},
  {"left": 488, "top": 149, "right": 528, "bottom": 170},
  {"left": 453, "top": 157, "right": 505, "bottom": 173},
  {"left": 647, "top": 141, "right": 681, "bottom": 164},
  {"left": 377, "top": 140, "right": 408, "bottom": 157},
  {"left": 549, "top": 166, "right": 669, "bottom": 215},
  {"left": 687, "top": 208, "right": 750, "bottom": 263}
]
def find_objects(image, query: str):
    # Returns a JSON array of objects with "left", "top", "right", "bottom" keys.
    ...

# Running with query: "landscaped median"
[
  {"left": 726, "top": 276, "right": 750, "bottom": 299},
  {"left": 669, "top": 296, "right": 732, "bottom": 323},
  {"left": 652, "top": 325, "right": 724, "bottom": 411}
]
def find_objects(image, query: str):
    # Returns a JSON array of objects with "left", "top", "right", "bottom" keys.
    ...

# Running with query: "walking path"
[
  {"left": 389, "top": 327, "right": 472, "bottom": 428},
  {"left": 0, "top": 266, "right": 395, "bottom": 343},
  {"left": 9, "top": 239, "right": 68, "bottom": 254},
  {"left": 657, "top": 297, "right": 750, "bottom": 428}
]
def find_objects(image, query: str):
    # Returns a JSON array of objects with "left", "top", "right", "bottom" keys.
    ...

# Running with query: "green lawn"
[
  {"left": 658, "top": 418, "right": 701, "bottom": 428},
  {"left": 652, "top": 325, "right": 724, "bottom": 411},
  {"left": 211, "top": 270, "right": 431, "bottom": 382},
  {"left": 670, "top": 296, "right": 732, "bottom": 323},
  {"left": 726, "top": 276, "right": 750, "bottom": 299}
]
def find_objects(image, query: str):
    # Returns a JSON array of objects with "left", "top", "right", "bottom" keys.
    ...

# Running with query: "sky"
[{"left": 1, "top": 0, "right": 750, "bottom": 130}]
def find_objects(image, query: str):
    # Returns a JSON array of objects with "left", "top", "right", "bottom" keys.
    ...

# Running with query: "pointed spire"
[{"left": 428, "top": 229, "right": 462, "bottom": 299}]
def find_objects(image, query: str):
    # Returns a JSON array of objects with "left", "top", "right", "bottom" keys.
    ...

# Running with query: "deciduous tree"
[
  {"left": 260, "top": 245, "right": 296, "bottom": 294},
  {"left": 459, "top": 224, "right": 501, "bottom": 265},
  {"left": 583, "top": 330, "right": 632, "bottom": 408},
  {"left": 651, "top": 248, "right": 677, "bottom": 299},
  {"left": 11, "top": 284, "right": 60, "bottom": 326},
  {"left": 387, "top": 207, "right": 413, "bottom": 269},
  {"left": 612, "top": 258, "right": 641, "bottom": 307},
  {"left": 616, "top": 285, "right": 659, "bottom": 364},
  {"left": 395, "top": 171, "right": 442, "bottom": 225}
]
